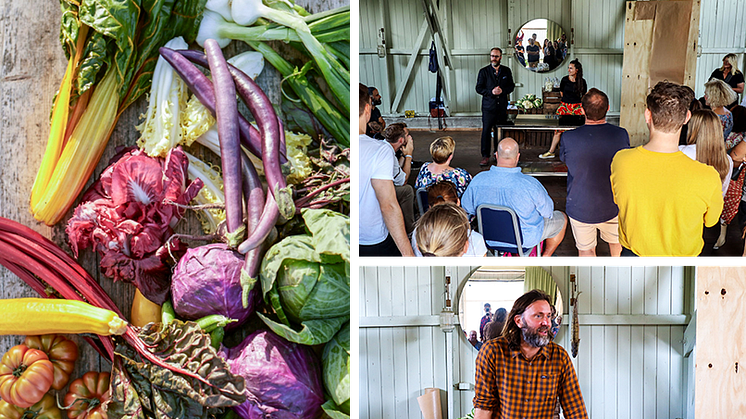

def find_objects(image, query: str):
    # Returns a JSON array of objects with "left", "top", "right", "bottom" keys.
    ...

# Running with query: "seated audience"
[
  {"left": 366, "top": 86, "right": 386, "bottom": 137},
  {"left": 411, "top": 181, "right": 487, "bottom": 257},
  {"left": 359, "top": 83, "right": 414, "bottom": 256},
  {"left": 381, "top": 123, "right": 416, "bottom": 236},
  {"left": 462, "top": 137, "right": 567, "bottom": 256},
  {"left": 414, "top": 136, "right": 473, "bottom": 197},
  {"left": 704, "top": 79, "right": 737, "bottom": 139},
  {"left": 560, "top": 88, "right": 630, "bottom": 257},
  {"left": 413, "top": 202, "right": 471, "bottom": 257},
  {"left": 611, "top": 81, "right": 723, "bottom": 256}
]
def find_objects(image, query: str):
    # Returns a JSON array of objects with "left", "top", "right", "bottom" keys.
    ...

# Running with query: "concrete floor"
[{"left": 407, "top": 128, "right": 746, "bottom": 257}]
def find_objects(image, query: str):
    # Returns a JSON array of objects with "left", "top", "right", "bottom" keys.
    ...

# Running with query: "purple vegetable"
[
  {"left": 178, "top": 49, "right": 295, "bottom": 220},
  {"left": 171, "top": 243, "right": 258, "bottom": 329},
  {"left": 240, "top": 146, "right": 268, "bottom": 303},
  {"left": 205, "top": 39, "right": 244, "bottom": 242},
  {"left": 159, "top": 46, "right": 279, "bottom": 162},
  {"left": 220, "top": 330, "right": 325, "bottom": 419}
]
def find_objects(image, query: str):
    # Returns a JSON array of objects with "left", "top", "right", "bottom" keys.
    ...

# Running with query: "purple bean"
[
  {"left": 204, "top": 39, "right": 244, "bottom": 242},
  {"left": 159, "top": 47, "right": 283, "bottom": 162},
  {"left": 178, "top": 49, "right": 294, "bottom": 219}
]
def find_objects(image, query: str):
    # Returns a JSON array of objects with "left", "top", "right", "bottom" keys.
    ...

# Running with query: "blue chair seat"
[{"left": 476, "top": 204, "right": 541, "bottom": 257}]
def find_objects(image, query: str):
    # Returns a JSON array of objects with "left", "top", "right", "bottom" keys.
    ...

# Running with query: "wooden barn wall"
[
  {"left": 360, "top": 266, "right": 691, "bottom": 419},
  {"left": 359, "top": 0, "right": 746, "bottom": 117}
]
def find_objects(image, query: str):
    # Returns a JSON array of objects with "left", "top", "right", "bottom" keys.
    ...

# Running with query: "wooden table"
[{"left": 0, "top": 0, "right": 345, "bottom": 386}]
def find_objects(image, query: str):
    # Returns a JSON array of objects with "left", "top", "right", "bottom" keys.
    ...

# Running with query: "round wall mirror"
[
  {"left": 513, "top": 19, "right": 568, "bottom": 72},
  {"left": 457, "top": 266, "right": 563, "bottom": 350}
]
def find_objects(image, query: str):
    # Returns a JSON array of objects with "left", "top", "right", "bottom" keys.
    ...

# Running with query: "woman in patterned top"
[
  {"left": 704, "top": 79, "right": 737, "bottom": 140},
  {"left": 415, "top": 136, "right": 472, "bottom": 197}
]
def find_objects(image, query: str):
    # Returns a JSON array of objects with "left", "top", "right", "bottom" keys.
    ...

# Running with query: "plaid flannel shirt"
[{"left": 473, "top": 337, "right": 587, "bottom": 419}]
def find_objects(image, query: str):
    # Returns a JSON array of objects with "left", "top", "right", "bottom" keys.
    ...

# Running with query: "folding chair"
[
  {"left": 416, "top": 187, "right": 430, "bottom": 217},
  {"left": 476, "top": 204, "right": 542, "bottom": 257}
]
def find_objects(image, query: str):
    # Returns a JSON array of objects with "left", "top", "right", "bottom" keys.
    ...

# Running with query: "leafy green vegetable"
[
  {"left": 258, "top": 209, "right": 349, "bottom": 345},
  {"left": 322, "top": 400, "right": 350, "bottom": 419},
  {"left": 322, "top": 322, "right": 350, "bottom": 414},
  {"left": 108, "top": 320, "right": 246, "bottom": 419}
]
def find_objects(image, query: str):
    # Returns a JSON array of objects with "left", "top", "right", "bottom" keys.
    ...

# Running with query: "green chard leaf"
[
  {"left": 108, "top": 320, "right": 247, "bottom": 419},
  {"left": 121, "top": 0, "right": 207, "bottom": 109}
]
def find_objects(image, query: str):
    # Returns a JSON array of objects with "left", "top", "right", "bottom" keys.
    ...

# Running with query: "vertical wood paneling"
[{"left": 361, "top": 266, "right": 689, "bottom": 418}]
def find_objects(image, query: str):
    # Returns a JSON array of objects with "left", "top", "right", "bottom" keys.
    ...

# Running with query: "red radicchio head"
[{"left": 66, "top": 146, "right": 203, "bottom": 304}]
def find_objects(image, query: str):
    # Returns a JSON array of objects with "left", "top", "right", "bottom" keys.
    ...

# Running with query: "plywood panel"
[
  {"left": 695, "top": 267, "right": 746, "bottom": 418},
  {"left": 620, "top": 1, "right": 654, "bottom": 146}
]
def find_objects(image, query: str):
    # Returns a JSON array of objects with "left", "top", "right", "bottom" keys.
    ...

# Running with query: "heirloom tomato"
[
  {"left": 0, "top": 345, "right": 54, "bottom": 408},
  {"left": 24, "top": 334, "right": 79, "bottom": 390},
  {"left": 63, "top": 371, "right": 110, "bottom": 419},
  {"left": 0, "top": 393, "right": 62, "bottom": 419}
]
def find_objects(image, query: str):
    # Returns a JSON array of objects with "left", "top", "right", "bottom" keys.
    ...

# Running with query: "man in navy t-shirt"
[{"left": 559, "top": 88, "right": 630, "bottom": 256}]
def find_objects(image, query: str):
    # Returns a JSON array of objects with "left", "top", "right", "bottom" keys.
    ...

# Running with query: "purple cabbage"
[
  {"left": 220, "top": 330, "right": 325, "bottom": 419},
  {"left": 171, "top": 243, "right": 257, "bottom": 328}
]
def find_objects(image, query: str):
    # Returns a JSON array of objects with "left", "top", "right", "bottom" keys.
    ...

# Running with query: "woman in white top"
[
  {"left": 680, "top": 109, "right": 733, "bottom": 249},
  {"left": 411, "top": 181, "right": 488, "bottom": 257}
]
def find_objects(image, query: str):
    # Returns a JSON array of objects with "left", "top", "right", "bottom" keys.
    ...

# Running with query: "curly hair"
[
  {"left": 502, "top": 289, "right": 554, "bottom": 348},
  {"left": 646, "top": 81, "right": 693, "bottom": 133}
]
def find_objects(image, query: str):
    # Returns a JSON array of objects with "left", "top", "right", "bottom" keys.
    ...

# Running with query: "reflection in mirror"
[
  {"left": 458, "top": 267, "right": 563, "bottom": 350},
  {"left": 514, "top": 19, "right": 567, "bottom": 73}
]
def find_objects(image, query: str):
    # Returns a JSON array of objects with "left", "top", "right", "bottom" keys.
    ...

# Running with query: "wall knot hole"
[
  {"left": 704, "top": 290, "right": 709, "bottom": 295},
  {"left": 736, "top": 362, "right": 739, "bottom": 373},
  {"left": 721, "top": 288, "right": 727, "bottom": 296},
  {"left": 708, "top": 363, "right": 713, "bottom": 368}
]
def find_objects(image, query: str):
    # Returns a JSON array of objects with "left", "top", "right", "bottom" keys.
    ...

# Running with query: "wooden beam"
[
  {"left": 683, "top": 310, "right": 696, "bottom": 357},
  {"left": 421, "top": 0, "right": 454, "bottom": 68},
  {"left": 361, "top": 315, "right": 442, "bottom": 328},
  {"left": 695, "top": 267, "right": 746, "bottom": 417},
  {"left": 377, "top": 0, "right": 392, "bottom": 114},
  {"left": 391, "top": 21, "right": 429, "bottom": 113}
]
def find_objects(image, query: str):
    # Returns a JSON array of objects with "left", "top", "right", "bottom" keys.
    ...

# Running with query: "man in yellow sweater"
[{"left": 610, "top": 82, "right": 723, "bottom": 256}]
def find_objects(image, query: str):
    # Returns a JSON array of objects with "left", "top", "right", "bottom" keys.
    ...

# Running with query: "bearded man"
[{"left": 473, "top": 290, "right": 587, "bottom": 419}]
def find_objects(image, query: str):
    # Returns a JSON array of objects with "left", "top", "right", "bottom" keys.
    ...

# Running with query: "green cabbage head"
[{"left": 258, "top": 209, "right": 350, "bottom": 345}]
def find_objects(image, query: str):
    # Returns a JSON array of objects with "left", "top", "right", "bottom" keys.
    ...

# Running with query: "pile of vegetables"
[
  {"left": 515, "top": 93, "right": 543, "bottom": 111},
  {"left": 3, "top": 0, "right": 350, "bottom": 418}
]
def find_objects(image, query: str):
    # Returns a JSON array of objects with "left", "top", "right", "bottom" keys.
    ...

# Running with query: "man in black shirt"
[
  {"left": 366, "top": 86, "right": 386, "bottom": 138},
  {"left": 475, "top": 48, "right": 515, "bottom": 166}
]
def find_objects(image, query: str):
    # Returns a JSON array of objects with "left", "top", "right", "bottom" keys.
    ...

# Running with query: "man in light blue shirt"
[{"left": 462, "top": 138, "right": 567, "bottom": 256}]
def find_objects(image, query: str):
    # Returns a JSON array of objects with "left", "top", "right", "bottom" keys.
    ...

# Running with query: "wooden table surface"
[{"left": 0, "top": 0, "right": 347, "bottom": 388}]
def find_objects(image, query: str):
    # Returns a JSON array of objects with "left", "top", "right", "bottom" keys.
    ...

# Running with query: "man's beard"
[
  {"left": 521, "top": 323, "right": 550, "bottom": 348},
  {"left": 372, "top": 98, "right": 382, "bottom": 106}
]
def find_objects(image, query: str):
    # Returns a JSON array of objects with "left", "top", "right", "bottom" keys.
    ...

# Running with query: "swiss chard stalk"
[
  {"left": 0, "top": 217, "right": 244, "bottom": 398},
  {"left": 29, "top": 0, "right": 207, "bottom": 225}
]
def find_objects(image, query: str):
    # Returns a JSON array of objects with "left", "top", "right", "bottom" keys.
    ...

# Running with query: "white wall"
[
  {"left": 360, "top": 0, "right": 746, "bottom": 116},
  {"left": 359, "top": 265, "right": 693, "bottom": 419}
]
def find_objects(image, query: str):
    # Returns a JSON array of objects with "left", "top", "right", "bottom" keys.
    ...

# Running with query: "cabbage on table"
[{"left": 254, "top": 208, "right": 349, "bottom": 345}]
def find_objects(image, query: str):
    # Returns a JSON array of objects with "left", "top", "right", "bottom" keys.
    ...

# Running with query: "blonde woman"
[
  {"left": 414, "top": 136, "right": 472, "bottom": 197},
  {"left": 411, "top": 181, "right": 488, "bottom": 256},
  {"left": 704, "top": 79, "right": 737, "bottom": 139},
  {"left": 413, "top": 202, "right": 472, "bottom": 257},
  {"left": 710, "top": 53, "right": 744, "bottom": 109},
  {"left": 682, "top": 109, "right": 735, "bottom": 250},
  {"left": 680, "top": 109, "right": 733, "bottom": 196}
]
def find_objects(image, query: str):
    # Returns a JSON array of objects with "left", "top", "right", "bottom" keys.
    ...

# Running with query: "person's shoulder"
[{"left": 547, "top": 342, "right": 573, "bottom": 365}]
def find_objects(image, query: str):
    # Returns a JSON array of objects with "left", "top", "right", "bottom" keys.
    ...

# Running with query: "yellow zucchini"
[{"left": 0, "top": 298, "right": 127, "bottom": 336}]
